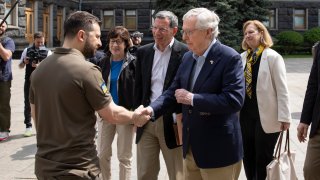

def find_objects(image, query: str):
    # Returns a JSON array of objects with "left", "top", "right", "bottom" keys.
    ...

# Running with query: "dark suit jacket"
[
  {"left": 301, "top": 42, "right": 320, "bottom": 138},
  {"left": 150, "top": 41, "right": 245, "bottom": 168},
  {"left": 134, "top": 39, "right": 188, "bottom": 149}
]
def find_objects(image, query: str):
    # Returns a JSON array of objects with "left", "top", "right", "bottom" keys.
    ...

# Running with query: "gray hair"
[
  {"left": 154, "top": 11, "right": 178, "bottom": 28},
  {"left": 183, "top": 8, "right": 220, "bottom": 38}
]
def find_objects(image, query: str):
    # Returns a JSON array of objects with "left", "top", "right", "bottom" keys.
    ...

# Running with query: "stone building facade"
[
  {"left": 0, "top": 0, "right": 319, "bottom": 57},
  {"left": 267, "top": 0, "right": 320, "bottom": 36}
]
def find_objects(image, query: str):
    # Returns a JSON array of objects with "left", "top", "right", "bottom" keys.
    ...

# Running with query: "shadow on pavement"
[{"left": 11, "top": 143, "right": 36, "bottom": 161}]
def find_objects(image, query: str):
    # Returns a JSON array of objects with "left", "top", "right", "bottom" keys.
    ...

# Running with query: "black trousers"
[
  {"left": 240, "top": 113, "right": 280, "bottom": 180},
  {"left": 0, "top": 81, "right": 11, "bottom": 132},
  {"left": 24, "top": 80, "right": 32, "bottom": 128}
]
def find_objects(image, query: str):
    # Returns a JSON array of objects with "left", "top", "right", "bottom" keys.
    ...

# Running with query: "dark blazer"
[
  {"left": 134, "top": 39, "right": 188, "bottom": 149},
  {"left": 301, "top": 42, "right": 320, "bottom": 138},
  {"left": 150, "top": 41, "right": 245, "bottom": 168}
]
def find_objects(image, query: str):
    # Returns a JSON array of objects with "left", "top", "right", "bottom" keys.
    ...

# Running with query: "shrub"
[
  {"left": 304, "top": 27, "right": 320, "bottom": 46},
  {"left": 276, "top": 31, "right": 304, "bottom": 46},
  {"left": 276, "top": 31, "right": 304, "bottom": 54}
]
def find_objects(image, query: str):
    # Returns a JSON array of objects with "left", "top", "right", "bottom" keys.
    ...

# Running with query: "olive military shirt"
[{"left": 29, "top": 48, "right": 111, "bottom": 178}]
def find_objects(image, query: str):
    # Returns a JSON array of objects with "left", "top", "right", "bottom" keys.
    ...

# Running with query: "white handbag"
[{"left": 266, "top": 130, "right": 298, "bottom": 180}]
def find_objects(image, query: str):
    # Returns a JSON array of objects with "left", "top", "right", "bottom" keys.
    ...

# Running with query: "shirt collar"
[
  {"left": 153, "top": 38, "right": 175, "bottom": 51},
  {"left": 192, "top": 38, "right": 216, "bottom": 60}
]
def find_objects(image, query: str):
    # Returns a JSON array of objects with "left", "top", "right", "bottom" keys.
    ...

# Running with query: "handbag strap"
[
  {"left": 274, "top": 130, "right": 284, "bottom": 161},
  {"left": 284, "top": 129, "right": 291, "bottom": 156}
]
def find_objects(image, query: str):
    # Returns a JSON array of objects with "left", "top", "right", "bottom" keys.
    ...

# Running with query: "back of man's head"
[{"left": 63, "top": 11, "right": 100, "bottom": 39}]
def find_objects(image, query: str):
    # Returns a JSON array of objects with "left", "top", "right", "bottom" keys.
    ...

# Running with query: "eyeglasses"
[
  {"left": 110, "top": 39, "right": 124, "bottom": 45},
  {"left": 151, "top": 26, "right": 169, "bottom": 33},
  {"left": 180, "top": 29, "right": 198, "bottom": 36}
]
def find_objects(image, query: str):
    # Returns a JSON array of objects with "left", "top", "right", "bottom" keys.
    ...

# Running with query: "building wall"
[
  {"left": 269, "top": 0, "right": 320, "bottom": 36},
  {"left": 0, "top": 0, "right": 318, "bottom": 58}
]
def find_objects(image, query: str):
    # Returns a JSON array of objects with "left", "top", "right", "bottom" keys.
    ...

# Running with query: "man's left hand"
[{"left": 175, "top": 88, "right": 193, "bottom": 105}]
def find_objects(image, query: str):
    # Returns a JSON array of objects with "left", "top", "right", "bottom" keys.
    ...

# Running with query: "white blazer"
[{"left": 241, "top": 48, "right": 291, "bottom": 133}]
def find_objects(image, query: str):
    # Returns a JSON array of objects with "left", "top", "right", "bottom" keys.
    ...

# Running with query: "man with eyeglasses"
[
  {"left": 137, "top": 8, "right": 245, "bottom": 180},
  {"left": 134, "top": 10, "right": 188, "bottom": 180}
]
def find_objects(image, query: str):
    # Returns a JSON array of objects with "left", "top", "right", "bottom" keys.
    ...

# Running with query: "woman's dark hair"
[{"left": 105, "top": 26, "right": 131, "bottom": 56}]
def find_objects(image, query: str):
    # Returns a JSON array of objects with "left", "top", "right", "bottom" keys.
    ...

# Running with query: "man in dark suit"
[
  {"left": 137, "top": 8, "right": 245, "bottom": 179},
  {"left": 134, "top": 11, "right": 188, "bottom": 180},
  {"left": 298, "top": 41, "right": 320, "bottom": 180}
]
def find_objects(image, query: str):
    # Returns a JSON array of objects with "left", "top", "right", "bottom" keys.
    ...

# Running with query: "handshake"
[{"left": 132, "top": 105, "right": 152, "bottom": 127}]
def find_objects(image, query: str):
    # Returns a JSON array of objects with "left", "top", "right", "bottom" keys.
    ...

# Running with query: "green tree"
[
  {"left": 203, "top": 0, "right": 241, "bottom": 51},
  {"left": 236, "top": 0, "right": 271, "bottom": 48},
  {"left": 154, "top": 0, "right": 199, "bottom": 40},
  {"left": 237, "top": 0, "right": 270, "bottom": 26}
]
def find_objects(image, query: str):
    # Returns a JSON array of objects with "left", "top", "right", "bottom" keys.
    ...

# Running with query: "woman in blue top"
[{"left": 97, "top": 26, "right": 136, "bottom": 180}]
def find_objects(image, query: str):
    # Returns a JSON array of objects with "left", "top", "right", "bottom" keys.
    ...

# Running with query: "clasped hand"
[
  {"left": 175, "top": 88, "right": 193, "bottom": 105},
  {"left": 133, "top": 105, "right": 151, "bottom": 127}
]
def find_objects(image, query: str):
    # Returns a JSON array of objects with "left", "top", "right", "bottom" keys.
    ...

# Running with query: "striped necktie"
[
  {"left": 244, "top": 45, "right": 264, "bottom": 98},
  {"left": 244, "top": 52, "right": 255, "bottom": 98}
]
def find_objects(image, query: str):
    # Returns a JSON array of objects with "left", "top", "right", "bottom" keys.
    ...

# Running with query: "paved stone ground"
[{"left": 0, "top": 58, "right": 313, "bottom": 180}]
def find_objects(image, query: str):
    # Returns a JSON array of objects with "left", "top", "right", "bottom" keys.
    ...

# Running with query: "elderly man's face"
[
  {"left": 152, "top": 17, "right": 177, "bottom": 51},
  {"left": 182, "top": 17, "right": 212, "bottom": 56}
]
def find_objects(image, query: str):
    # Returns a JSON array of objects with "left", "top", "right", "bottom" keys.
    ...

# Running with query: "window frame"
[
  {"left": 124, "top": 10, "right": 137, "bottom": 30},
  {"left": 103, "top": 10, "right": 115, "bottom": 30},
  {"left": 293, "top": 8, "right": 308, "bottom": 30},
  {"left": 264, "top": 8, "right": 277, "bottom": 30}
]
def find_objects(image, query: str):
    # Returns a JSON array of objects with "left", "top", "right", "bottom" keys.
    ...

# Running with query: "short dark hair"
[
  {"left": 106, "top": 26, "right": 131, "bottom": 55},
  {"left": 64, "top": 11, "right": 101, "bottom": 38},
  {"left": 34, "top": 32, "right": 44, "bottom": 39}
]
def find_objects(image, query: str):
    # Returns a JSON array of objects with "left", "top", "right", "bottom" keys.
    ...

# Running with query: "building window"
[
  {"left": 125, "top": 10, "right": 136, "bottom": 30},
  {"left": 293, "top": 9, "right": 307, "bottom": 30},
  {"left": 5, "top": 0, "right": 18, "bottom": 26},
  {"left": 318, "top": 9, "right": 320, "bottom": 26},
  {"left": 103, "top": 10, "right": 114, "bottom": 29},
  {"left": 264, "top": 9, "right": 277, "bottom": 30}
]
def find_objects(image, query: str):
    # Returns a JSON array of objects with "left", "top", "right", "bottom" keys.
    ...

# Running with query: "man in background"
[
  {"left": 19, "top": 32, "right": 52, "bottom": 137},
  {"left": 131, "top": 31, "right": 143, "bottom": 47},
  {"left": 0, "top": 19, "right": 15, "bottom": 142}
]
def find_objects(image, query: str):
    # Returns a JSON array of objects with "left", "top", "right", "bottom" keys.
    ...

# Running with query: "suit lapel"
[
  {"left": 163, "top": 41, "right": 182, "bottom": 90},
  {"left": 145, "top": 44, "right": 155, "bottom": 91},
  {"left": 193, "top": 41, "right": 221, "bottom": 92}
]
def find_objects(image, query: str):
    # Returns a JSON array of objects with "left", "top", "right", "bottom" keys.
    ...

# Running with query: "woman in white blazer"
[{"left": 240, "top": 20, "right": 291, "bottom": 180}]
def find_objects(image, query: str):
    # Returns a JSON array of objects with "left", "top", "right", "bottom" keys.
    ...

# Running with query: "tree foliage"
[
  {"left": 154, "top": 0, "right": 199, "bottom": 39},
  {"left": 204, "top": 0, "right": 240, "bottom": 51},
  {"left": 154, "top": 0, "right": 271, "bottom": 51}
]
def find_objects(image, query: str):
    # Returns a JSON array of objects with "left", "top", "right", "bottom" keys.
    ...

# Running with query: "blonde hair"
[{"left": 241, "top": 20, "right": 273, "bottom": 50}]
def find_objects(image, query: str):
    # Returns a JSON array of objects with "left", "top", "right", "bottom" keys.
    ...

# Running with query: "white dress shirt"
[{"left": 150, "top": 38, "right": 175, "bottom": 103}]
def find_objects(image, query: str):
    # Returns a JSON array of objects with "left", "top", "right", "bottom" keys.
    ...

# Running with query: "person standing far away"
[
  {"left": 0, "top": 19, "right": 15, "bottom": 142},
  {"left": 297, "top": 41, "right": 320, "bottom": 180},
  {"left": 134, "top": 10, "right": 188, "bottom": 180},
  {"left": 96, "top": 26, "right": 136, "bottom": 180},
  {"left": 131, "top": 31, "right": 143, "bottom": 47},
  {"left": 29, "top": 11, "right": 149, "bottom": 180},
  {"left": 18, "top": 31, "right": 52, "bottom": 137},
  {"left": 136, "top": 7, "right": 245, "bottom": 180},
  {"left": 240, "top": 20, "right": 291, "bottom": 180}
]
